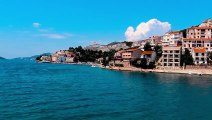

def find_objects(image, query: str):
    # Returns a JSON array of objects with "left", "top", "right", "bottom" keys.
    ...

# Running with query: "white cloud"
[
  {"left": 31, "top": 22, "right": 73, "bottom": 39},
  {"left": 33, "top": 22, "right": 41, "bottom": 28},
  {"left": 39, "top": 29, "right": 49, "bottom": 32},
  {"left": 36, "top": 34, "right": 66, "bottom": 39},
  {"left": 125, "top": 19, "right": 171, "bottom": 41},
  {"left": 35, "top": 33, "right": 72, "bottom": 39}
]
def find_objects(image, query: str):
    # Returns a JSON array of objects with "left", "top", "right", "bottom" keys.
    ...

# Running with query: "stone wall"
[{"left": 186, "top": 65, "right": 212, "bottom": 69}]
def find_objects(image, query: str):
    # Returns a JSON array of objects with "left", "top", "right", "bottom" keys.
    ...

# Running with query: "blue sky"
[{"left": 0, "top": 0, "right": 211, "bottom": 58}]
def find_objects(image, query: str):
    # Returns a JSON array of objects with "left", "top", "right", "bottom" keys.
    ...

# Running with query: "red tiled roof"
[
  {"left": 188, "top": 26, "right": 212, "bottom": 30},
  {"left": 117, "top": 50, "right": 126, "bottom": 53},
  {"left": 193, "top": 48, "right": 206, "bottom": 53},
  {"left": 141, "top": 51, "right": 154, "bottom": 55},
  {"left": 126, "top": 48, "right": 139, "bottom": 52},
  {"left": 168, "top": 31, "right": 181, "bottom": 35},
  {"left": 183, "top": 38, "right": 212, "bottom": 41}
]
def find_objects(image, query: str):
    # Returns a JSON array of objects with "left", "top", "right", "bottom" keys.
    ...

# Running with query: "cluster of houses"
[
  {"left": 113, "top": 18, "right": 212, "bottom": 68},
  {"left": 39, "top": 50, "right": 76, "bottom": 63},
  {"left": 85, "top": 41, "right": 130, "bottom": 52},
  {"left": 39, "top": 19, "right": 212, "bottom": 69}
]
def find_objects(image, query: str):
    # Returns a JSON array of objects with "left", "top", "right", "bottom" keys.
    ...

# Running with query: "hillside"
[{"left": 0, "top": 57, "right": 5, "bottom": 59}]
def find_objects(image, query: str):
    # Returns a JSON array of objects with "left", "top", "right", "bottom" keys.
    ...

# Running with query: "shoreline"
[
  {"left": 38, "top": 61, "right": 212, "bottom": 76},
  {"left": 102, "top": 66, "right": 212, "bottom": 76}
]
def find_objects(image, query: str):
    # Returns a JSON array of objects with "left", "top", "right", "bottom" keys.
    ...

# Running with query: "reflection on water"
[{"left": 154, "top": 73, "right": 212, "bottom": 88}]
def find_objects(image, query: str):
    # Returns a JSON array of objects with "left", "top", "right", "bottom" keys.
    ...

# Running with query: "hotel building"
[
  {"left": 182, "top": 18, "right": 212, "bottom": 64},
  {"left": 192, "top": 48, "right": 207, "bottom": 65},
  {"left": 162, "top": 31, "right": 183, "bottom": 46},
  {"left": 161, "top": 46, "right": 181, "bottom": 67}
]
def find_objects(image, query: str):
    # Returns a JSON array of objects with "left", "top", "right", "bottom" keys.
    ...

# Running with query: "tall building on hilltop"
[
  {"left": 182, "top": 18, "right": 212, "bottom": 65},
  {"left": 162, "top": 31, "right": 183, "bottom": 46}
]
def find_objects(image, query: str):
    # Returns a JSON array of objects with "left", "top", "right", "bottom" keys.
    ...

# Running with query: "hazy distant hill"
[
  {"left": 0, "top": 57, "right": 6, "bottom": 59},
  {"left": 12, "top": 53, "right": 51, "bottom": 61}
]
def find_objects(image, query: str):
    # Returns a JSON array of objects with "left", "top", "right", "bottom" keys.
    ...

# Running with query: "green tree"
[
  {"left": 207, "top": 52, "right": 212, "bottom": 65},
  {"left": 36, "top": 56, "right": 41, "bottom": 61},
  {"left": 144, "top": 42, "right": 152, "bottom": 51},
  {"left": 154, "top": 45, "right": 162, "bottom": 61},
  {"left": 182, "top": 48, "right": 194, "bottom": 67},
  {"left": 132, "top": 58, "right": 147, "bottom": 69},
  {"left": 125, "top": 41, "right": 133, "bottom": 48},
  {"left": 69, "top": 47, "right": 75, "bottom": 52},
  {"left": 208, "top": 52, "right": 212, "bottom": 60},
  {"left": 140, "top": 58, "right": 147, "bottom": 69}
]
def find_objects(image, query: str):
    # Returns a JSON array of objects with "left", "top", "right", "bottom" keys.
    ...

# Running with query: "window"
[
  {"left": 196, "top": 53, "right": 198, "bottom": 56},
  {"left": 201, "top": 58, "right": 204, "bottom": 61},
  {"left": 202, "top": 53, "right": 204, "bottom": 56},
  {"left": 175, "top": 59, "right": 179, "bottom": 62}
]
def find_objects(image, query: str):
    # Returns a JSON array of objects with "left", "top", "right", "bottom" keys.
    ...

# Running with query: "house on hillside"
[
  {"left": 40, "top": 56, "right": 51, "bottom": 62},
  {"left": 162, "top": 31, "right": 183, "bottom": 46},
  {"left": 112, "top": 48, "right": 141, "bottom": 67},
  {"left": 192, "top": 48, "right": 207, "bottom": 65},
  {"left": 51, "top": 50, "right": 76, "bottom": 63},
  {"left": 122, "top": 48, "right": 141, "bottom": 61},
  {"left": 183, "top": 18, "right": 212, "bottom": 52},
  {"left": 65, "top": 52, "right": 76, "bottom": 63},
  {"left": 141, "top": 51, "right": 156, "bottom": 65}
]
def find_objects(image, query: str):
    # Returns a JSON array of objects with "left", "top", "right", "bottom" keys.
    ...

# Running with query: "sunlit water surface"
[{"left": 0, "top": 60, "right": 212, "bottom": 120}]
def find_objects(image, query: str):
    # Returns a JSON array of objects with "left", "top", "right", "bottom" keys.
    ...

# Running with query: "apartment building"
[
  {"left": 192, "top": 48, "right": 207, "bottom": 65},
  {"left": 161, "top": 46, "right": 181, "bottom": 67},
  {"left": 183, "top": 19, "right": 212, "bottom": 52},
  {"left": 150, "top": 36, "right": 162, "bottom": 45},
  {"left": 122, "top": 48, "right": 141, "bottom": 61},
  {"left": 114, "top": 50, "right": 126, "bottom": 60},
  {"left": 162, "top": 31, "right": 183, "bottom": 46}
]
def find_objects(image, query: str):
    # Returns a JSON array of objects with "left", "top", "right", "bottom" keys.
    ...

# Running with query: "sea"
[{"left": 0, "top": 60, "right": 212, "bottom": 120}]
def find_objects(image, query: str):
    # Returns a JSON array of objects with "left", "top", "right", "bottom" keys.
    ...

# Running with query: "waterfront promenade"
[{"left": 106, "top": 66, "right": 212, "bottom": 75}]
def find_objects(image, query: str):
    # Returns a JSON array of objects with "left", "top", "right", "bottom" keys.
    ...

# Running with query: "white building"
[
  {"left": 141, "top": 51, "right": 156, "bottom": 65},
  {"left": 192, "top": 48, "right": 207, "bottom": 65},
  {"left": 183, "top": 19, "right": 212, "bottom": 51},
  {"left": 162, "top": 31, "right": 183, "bottom": 46},
  {"left": 161, "top": 46, "right": 181, "bottom": 67}
]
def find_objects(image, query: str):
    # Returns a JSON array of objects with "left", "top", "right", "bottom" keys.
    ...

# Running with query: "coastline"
[
  {"left": 102, "top": 66, "right": 212, "bottom": 76},
  {"left": 38, "top": 61, "right": 212, "bottom": 76}
]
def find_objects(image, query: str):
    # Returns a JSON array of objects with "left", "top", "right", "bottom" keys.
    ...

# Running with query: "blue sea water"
[{"left": 0, "top": 60, "right": 212, "bottom": 120}]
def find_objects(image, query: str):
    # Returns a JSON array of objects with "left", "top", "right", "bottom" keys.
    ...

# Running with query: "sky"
[{"left": 0, "top": 0, "right": 211, "bottom": 58}]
